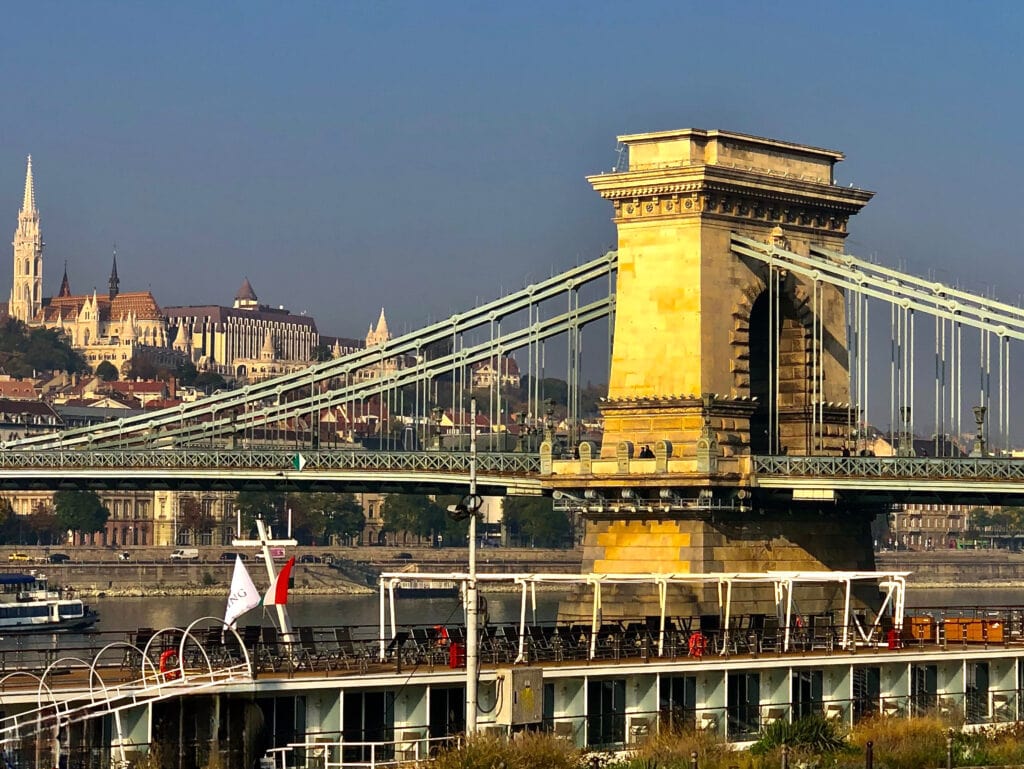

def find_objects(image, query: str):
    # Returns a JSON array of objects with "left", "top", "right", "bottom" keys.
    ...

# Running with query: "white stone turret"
[{"left": 10, "top": 156, "right": 43, "bottom": 323}]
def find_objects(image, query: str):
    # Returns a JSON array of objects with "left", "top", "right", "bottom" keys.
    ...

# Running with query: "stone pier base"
[{"left": 558, "top": 511, "right": 878, "bottom": 622}]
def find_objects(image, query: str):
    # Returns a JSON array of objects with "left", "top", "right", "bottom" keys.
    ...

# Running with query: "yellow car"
[{"left": 7, "top": 552, "right": 30, "bottom": 562}]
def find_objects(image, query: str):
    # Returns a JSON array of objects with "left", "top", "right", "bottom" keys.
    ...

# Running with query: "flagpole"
[{"left": 234, "top": 517, "right": 297, "bottom": 640}]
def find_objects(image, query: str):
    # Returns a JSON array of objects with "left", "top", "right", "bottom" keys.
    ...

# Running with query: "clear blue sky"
[{"left": 0, "top": 1, "right": 1021, "bottom": 342}]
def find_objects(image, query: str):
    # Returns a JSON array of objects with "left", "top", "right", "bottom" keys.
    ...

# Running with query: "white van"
[{"left": 170, "top": 548, "right": 200, "bottom": 561}]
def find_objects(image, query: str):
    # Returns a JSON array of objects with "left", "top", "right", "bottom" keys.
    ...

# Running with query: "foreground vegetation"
[{"left": 429, "top": 716, "right": 1024, "bottom": 769}]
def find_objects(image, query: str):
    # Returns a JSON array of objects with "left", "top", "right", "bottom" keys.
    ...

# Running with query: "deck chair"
[
  {"left": 261, "top": 625, "right": 295, "bottom": 672},
  {"left": 333, "top": 627, "right": 368, "bottom": 672},
  {"left": 297, "top": 626, "right": 331, "bottom": 671}
]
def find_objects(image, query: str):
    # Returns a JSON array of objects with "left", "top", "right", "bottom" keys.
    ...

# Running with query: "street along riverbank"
[{"left": 0, "top": 545, "right": 584, "bottom": 597}]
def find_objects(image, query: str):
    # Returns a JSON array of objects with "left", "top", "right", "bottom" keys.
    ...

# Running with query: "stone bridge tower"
[
  {"left": 553, "top": 129, "right": 875, "bottom": 620},
  {"left": 589, "top": 129, "right": 872, "bottom": 459}
]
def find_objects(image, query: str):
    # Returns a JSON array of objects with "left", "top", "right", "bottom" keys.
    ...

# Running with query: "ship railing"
[
  {"left": 263, "top": 732, "right": 461, "bottom": 769},
  {"left": 378, "top": 569, "right": 911, "bottom": 661}
]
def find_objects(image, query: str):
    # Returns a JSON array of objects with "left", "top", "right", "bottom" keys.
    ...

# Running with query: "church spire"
[
  {"left": 21, "top": 155, "right": 36, "bottom": 215},
  {"left": 108, "top": 246, "right": 120, "bottom": 300},
  {"left": 58, "top": 260, "right": 71, "bottom": 297},
  {"left": 10, "top": 154, "right": 43, "bottom": 324}
]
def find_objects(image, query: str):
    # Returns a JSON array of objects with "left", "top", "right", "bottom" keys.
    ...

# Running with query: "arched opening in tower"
[{"left": 748, "top": 290, "right": 805, "bottom": 454}]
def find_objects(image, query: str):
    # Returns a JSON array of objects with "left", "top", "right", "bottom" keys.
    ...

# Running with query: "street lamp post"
[
  {"left": 446, "top": 398, "right": 483, "bottom": 735},
  {"left": 466, "top": 397, "right": 479, "bottom": 735}
]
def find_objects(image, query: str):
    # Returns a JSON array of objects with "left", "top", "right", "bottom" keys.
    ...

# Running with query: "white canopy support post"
[
  {"left": 894, "top": 575, "right": 906, "bottom": 632},
  {"left": 657, "top": 578, "right": 667, "bottom": 657},
  {"left": 841, "top": 577, "right": 852, "bottom": 650},
  {"left": 388, "top": 578, "right": 398, "bottom": 646},
  {"left": 590, "top": 578, "right": 602, "bottom": 660},
  {"left": 722, "top": 578, "right": 734, "bottom": 656},
  {"left": 378, "top": 578, "right": 387, "bottom": 662},
  {"left": 783, "top": 579, "right": 794, "bottom": 652},
  {"left": 516, "top": 579, "right": 528, "bottom": 664},
  {"left": 773, "top": 578, "right": 785, "bottom": 623},
  {"left": 531, "top": 581, "right": 538, "bottom": 625}
]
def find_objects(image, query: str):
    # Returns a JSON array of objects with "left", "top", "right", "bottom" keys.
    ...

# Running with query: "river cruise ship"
[{"left": 0, "top": 569, "right": 1018, "bottom": 768}]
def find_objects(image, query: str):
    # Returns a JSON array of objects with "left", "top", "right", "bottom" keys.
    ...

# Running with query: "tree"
[
  {"left": 95, "top": 360, "right": 119, "bottom": 381},
  {"left": 503, "top": 496, "right": 569, "bottom": 548},
  {"left": 54, "top": 490, "right": 109, "bottom": 540},
  {"left": 0, "top": 319, "right": 88, "bottom": 377},
  {"left": 27, "top": 502, "right": 61, "bottom": 546},
  {"left": 234, "top": 491, "right": 286, "bottom": 535},
  {"left": 381, "top": 494, "right": 445, "bottom": 543},
  {"left": 125, "top": 357, "right": 158, "bottom": 380},
  {"left": 178, "top": 495, "right": 216, "bottom": 543},
  {"left": 175, "top": 360, "right": 199, "bottom": 386},
  {"left": 194, "top": 371, "right": 227, "bottom": 393}
]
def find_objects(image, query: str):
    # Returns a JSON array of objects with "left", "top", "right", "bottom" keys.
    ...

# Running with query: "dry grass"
[
  {"left": 428, "top": 718, "right": 1024, "bottom": 769},
  {"left": 426, "top": 732, "right": 581, "bottom": 769}
]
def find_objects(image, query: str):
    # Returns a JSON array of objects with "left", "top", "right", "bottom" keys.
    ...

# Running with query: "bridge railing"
[
  {"left": 0, "top": 449, "right": 542, "bottom": 475},
  {"left": 753, "top": 455, "right": 1024, "bottom": 480}
]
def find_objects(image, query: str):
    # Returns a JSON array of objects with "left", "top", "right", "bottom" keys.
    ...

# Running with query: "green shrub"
[{"left": 751, "top": 715, "right": 848, "bottom": 755}]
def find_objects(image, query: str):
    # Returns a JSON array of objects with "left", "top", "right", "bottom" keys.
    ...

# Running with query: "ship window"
[
  {"left": 967, "top": 662, "right": 990, "bottom": 724},
  {"left": 660, "top": 675, "right": 696, "bottom": 730},
  {"left": 343, "top": 690, "right": 395, "bottom": 763},
  {"left": 792, "top": 669, "right": 824, "bottom": 719},
  {"left": 587, "top": 678, "right": 625, "bottom": 747},
  {"left": 727, "top": 672, "right": 761, "bottom": 739},
  {"left": 58, "top": 604, "right": 83, "bottom": 618},
  {"left": 911, "top": 663, "right": 938, "bottom": 714},
  {"left": 429, "top": 685, "right": 465, "bottom": 741},
  {"left": 853, "top": 666, "right": 881, "bottom": 721}
]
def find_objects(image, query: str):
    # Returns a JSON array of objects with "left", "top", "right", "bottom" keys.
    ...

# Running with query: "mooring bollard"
[
  {"left": 781, "top": 743, "right": 789, "bottom": 769},
  {"left": 690, "top": 750, "right": 698, "bottom": 769},
  {"left": 946, "top": 732, "right": 954, "bottom": 769},
  {"left": 865, "top": 740, "right": 874, "bottom": 769}
]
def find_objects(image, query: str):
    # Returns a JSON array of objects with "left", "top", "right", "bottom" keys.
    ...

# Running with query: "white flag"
[{"left": 224, "top": 556, "right": 259, "bottom": 628}]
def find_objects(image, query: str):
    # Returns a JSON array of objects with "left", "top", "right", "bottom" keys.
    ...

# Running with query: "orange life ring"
[
  {"left": 688, "top": 632, "right": 707, "bottom": 658},
  {"left": 159, "top": 649, "right": 180, "bottom": 680}
]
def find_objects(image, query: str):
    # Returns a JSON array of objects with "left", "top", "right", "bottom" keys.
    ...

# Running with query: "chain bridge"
[{"left": 5, "top": 127, "right": 1024, "bottom": 609}]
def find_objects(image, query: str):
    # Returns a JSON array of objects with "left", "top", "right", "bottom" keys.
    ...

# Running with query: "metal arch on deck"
[{"left": 9, "top": 251, "right": 617, "bottom": 451}]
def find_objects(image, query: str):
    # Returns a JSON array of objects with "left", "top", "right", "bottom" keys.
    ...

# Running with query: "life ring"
[
  {"left": 159, "top": 649, "right": 180, "bottom": 680},
  {"left": 688, "top": 632, "right": 707, "bottom": 658}
]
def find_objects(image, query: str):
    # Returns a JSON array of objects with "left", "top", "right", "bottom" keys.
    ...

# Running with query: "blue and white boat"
[{"left": 0, "top": 572, "right": 98, "bottom": 633}]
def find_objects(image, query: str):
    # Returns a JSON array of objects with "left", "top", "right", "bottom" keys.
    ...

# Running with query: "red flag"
[{"left": 264, "top": 557, "right": 295, "bottom": 606}]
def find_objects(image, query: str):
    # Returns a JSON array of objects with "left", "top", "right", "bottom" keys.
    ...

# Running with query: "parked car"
[
  {"left": 117, "top": 551, "right": 131, "bottom": 561},
  {"left": 170, "top": 548, "right": 200, "bottom": 561},
  {"left": 219, "top": 552, "right": 248, "bottom": 562},
  {"left": 395, "top": 552, "right": 413, "bottom": 560},
  {"left": 7, "top": 552, "right": 30, "bottom": 562},
  {"left": 298, "top": 554, "right": 322, "bottom": 564},
  {"left": 48, "top": 553, "right": 71, "bottom": 564}
]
